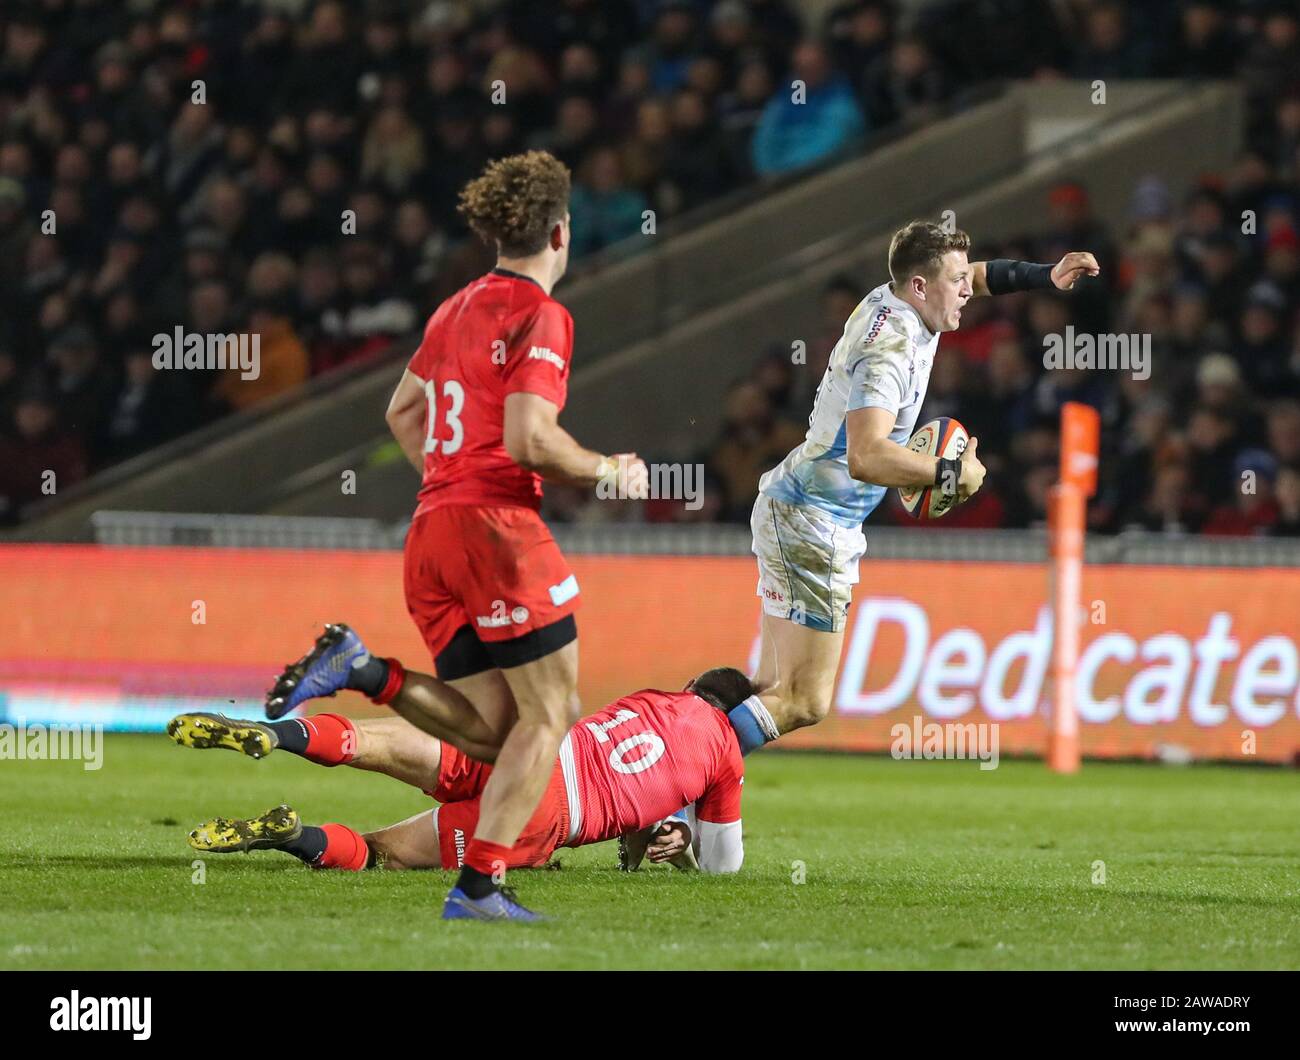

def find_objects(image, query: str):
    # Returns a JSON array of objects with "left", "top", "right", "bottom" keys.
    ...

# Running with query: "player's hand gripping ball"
[{"left": 898, "top": 416, "right": 969, "bottom": 519}]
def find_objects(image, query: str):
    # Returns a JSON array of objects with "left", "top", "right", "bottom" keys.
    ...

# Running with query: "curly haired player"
[{"left": 266, "top": 152, "right": 647, "bottom": 920}]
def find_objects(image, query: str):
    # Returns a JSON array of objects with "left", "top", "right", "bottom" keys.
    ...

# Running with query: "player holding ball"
[{"left": 729, "top": 221, "right": 1099, "bottom": 754}]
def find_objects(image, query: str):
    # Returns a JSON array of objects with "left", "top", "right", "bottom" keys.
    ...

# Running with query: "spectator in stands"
[
  {"left": 390, "top": 197, "right": 449, "bottom": 317},
  {"left": 1271, "top": 466, "right": 1300, "bottom": 535},
  {"left": 638, "top": 1, "right": 701, "bottom": 95},
  {"left": 1193, "top": 353, "right": 1251, "bottom": 423},
  {"left": 1267, "top": 399, "right": 1300, "bottom": 469},
  {"left": 569, "top": 145, "right": 649, "bottom": 258},
  {"left": 1159, "top": 0, "right": 1238, "bottom": 78},
  {"left": 1241, "top": 7, "right": 1300, "bottom": 105},
  {"left": 318, "top": 242, "right": 416, "bottom": 363},
  {"left": 706, "top": 378, "right": 805, "bottom": 522},
  {"left": 101, "top": 349, "right": 197, "bottom": 465},
  {"left": 752, "top": 348, "right": 799, "bottom": 420},
  {"left": 861, "top": 34, "right": 949, "bottom": 130},
  {"left": 214, "top": 297, "right": 308, "bottom": 413},
  {"left": 1185, "top": 404, "right": 1242, "bottom": 509},
  {"left": 4, "top": 0, "right": 1300, "bottom": 537},
  {"left": 1069, "top": 1, "right": 1149, "bottom": 81},
  {"left": 46, "top": 325, "right": 117, "bottom": 451},
  {"left": 751, "top": 41, "right": 866, "bottom": 176},
  {"left": 0, "top": 342, "right": 20, "bottom": 427},
  {"left": 826, "top": 0, "right": 894, "bottom": 91},
  {"left": 717, "top": 56, "right": 774, "bottom": 181},
  {"left": 0, "top": 389, "right": 86, "bottom": 520},
  {"left": 530, "top": 93, "right": 601, "bottom": 172},
  {"left": 1133, "top": 460, "right": 1205, "bottom": 534},
  {"left": 0, "top": 176, "right": 33, "bottom": 303},
  {"left": 662, "top": 88, "right": 736, "bottom": 211},
  {"left": 1203, "top": 449, "right": 1280, "bottom": 535},
  {"left": 621, "top": 96, "right": 673, "bottom": 205},
  {"left": 361, "top": 105, "right": 426, "bottom": 197}
]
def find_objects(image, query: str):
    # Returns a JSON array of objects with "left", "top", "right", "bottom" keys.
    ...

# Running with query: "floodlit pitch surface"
[{"left": 2, "top": 736, "right": 1298, "bottom": 970}]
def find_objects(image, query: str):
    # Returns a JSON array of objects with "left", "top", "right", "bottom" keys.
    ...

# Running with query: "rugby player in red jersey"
[
  {"left": 257, "top": 152, "right": 646, "bottom": 921},
  {"left": 173, "top": 665, "right": 752, "bottom": 877}
]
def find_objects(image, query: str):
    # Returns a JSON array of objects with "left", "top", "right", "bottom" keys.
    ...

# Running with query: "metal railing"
[{"left": 86, "top": 511, "right": 1300, "bottom": 567}]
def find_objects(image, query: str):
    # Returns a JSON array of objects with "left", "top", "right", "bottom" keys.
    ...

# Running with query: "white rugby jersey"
[{"left": 759, "top": 282, "right": 940, "bottom": 526}]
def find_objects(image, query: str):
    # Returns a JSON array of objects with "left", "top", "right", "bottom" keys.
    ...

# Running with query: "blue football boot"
[
  {"left": 265, "top": 623, "right": 371, "bottom": 720},
  {"left": 441, "top": 886, "right": 546, "bottom": 923}
]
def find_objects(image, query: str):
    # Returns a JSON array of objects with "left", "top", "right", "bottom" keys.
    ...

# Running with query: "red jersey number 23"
[{"left": 424, "top": 379, "right": 465, "bottom": 455}]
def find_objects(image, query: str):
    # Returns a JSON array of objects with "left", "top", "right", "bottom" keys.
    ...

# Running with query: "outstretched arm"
[{"left": 969, "top": 252, "right": 1101, "bottom": 298}]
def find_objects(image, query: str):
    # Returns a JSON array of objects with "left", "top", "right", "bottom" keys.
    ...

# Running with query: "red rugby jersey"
[
  {"left": 559, "top": 689, "right": 744, "bottom": 847},
  {"left": 407, "top": 268, "right": 573, "bottom": 516}
]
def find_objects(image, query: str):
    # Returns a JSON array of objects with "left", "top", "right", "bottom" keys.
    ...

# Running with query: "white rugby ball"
[{"left": 898, "top": 416, "right": 969, "bottom": 519}]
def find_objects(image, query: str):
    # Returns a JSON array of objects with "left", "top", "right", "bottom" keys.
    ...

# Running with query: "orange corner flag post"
[{"left": 1048, "top": 402, "right": 1099, "bottom": 774}]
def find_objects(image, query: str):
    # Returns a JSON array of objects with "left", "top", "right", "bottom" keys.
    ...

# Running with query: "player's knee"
[
  {"left": 786, "top": 686, "right": 833, "bottom": 731},
  {"left": 362, "top": 833, "right": 405, "bottom": 870},
  {"left": 541, "top": 711, "right": 575, "bottom": 748},
  {"left": 535, "top": 691, "right": 581, "bottom": 732}
]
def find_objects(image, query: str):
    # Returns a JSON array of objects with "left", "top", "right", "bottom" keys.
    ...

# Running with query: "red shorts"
[
  {"left": 404, "top": 505, "right": 580, "bottom": 665},
  {"left": 431, "top": 742, "right": 569, "bottom": 870}
]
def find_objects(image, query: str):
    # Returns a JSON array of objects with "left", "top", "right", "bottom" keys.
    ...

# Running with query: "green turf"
[{"left": 1, "top": 735, "right": 1298, "bottom": 969}]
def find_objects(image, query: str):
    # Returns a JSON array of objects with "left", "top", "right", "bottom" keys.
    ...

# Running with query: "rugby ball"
[{"left": 898, "top": 417, "right": 969, "bottom": 519}]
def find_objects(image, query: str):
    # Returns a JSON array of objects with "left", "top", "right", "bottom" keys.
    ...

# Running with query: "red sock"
[
  {"left": 372, "top": 657, "right": 405, "bottom": 705},
  {"left": 463, "top": 838, "right": 514, "bottom": 880},
  {"left": 301, "top": 712, "right": 356, "bottom": 766},
  {"left": 318, "top": 823, "right": 369, "bottom": 871}
]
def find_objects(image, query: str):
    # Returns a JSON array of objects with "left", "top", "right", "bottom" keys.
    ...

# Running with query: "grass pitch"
[{"left": 2, "top": 735, "right": 1298, "bottom": 970}]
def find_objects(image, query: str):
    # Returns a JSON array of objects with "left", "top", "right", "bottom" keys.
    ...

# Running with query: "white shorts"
[{"left": 750, "top": 492, "right": 866, "bottom": 633}]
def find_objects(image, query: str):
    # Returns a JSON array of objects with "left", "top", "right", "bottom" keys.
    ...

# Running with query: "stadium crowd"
[{"left": 0, "top": 0, "right": 1297, "bottom": 537}]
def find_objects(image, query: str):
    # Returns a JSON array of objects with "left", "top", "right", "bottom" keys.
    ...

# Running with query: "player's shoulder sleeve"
[
  {"left": 406, "top": 305, "right": 444, "bottom": 383},
  {"left": 846, "top": 306, "right": 912, "bottom": 415},
  {"left": 501, "top": 297, "right": 573, "bottom": 407}
]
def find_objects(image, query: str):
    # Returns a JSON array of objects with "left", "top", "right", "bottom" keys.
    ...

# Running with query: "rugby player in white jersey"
[{"left": 722, "top": 220, "right": 1100, "bottom": 753}]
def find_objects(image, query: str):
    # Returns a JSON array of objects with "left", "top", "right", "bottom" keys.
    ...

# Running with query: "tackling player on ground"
[
  {"left": 265, "top": 152, "right": 646, "bottom": 921},
  {"left": 170, "top": 656, "right": 750, "bottom": 877},
  {"left": 726, "top": 221, "right": 1100, "bottom": 753}
]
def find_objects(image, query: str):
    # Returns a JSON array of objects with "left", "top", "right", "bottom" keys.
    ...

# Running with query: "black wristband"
[
  {"left": 985, "top": 259, "right": 1055, "bottom": 295},
  {"left": 935, "top": 457, "right": 962, "bottom": 497}
]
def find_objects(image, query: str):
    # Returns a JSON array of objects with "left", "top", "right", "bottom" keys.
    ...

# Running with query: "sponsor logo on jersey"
[
  {"left": 454, "top": 828, "right": 466, "bottom": 866},
  {"left": 864, "top": 306, "right": 893, "bottom": 345},
  {"left": 528, "top": 345, "right": 566, "bottom": 370},
  {"left": 549, "top": 574, "right": 579, "bottom": 605},
  {"left": 476, "top": 604, "right": 531, "bottom": 627}
]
